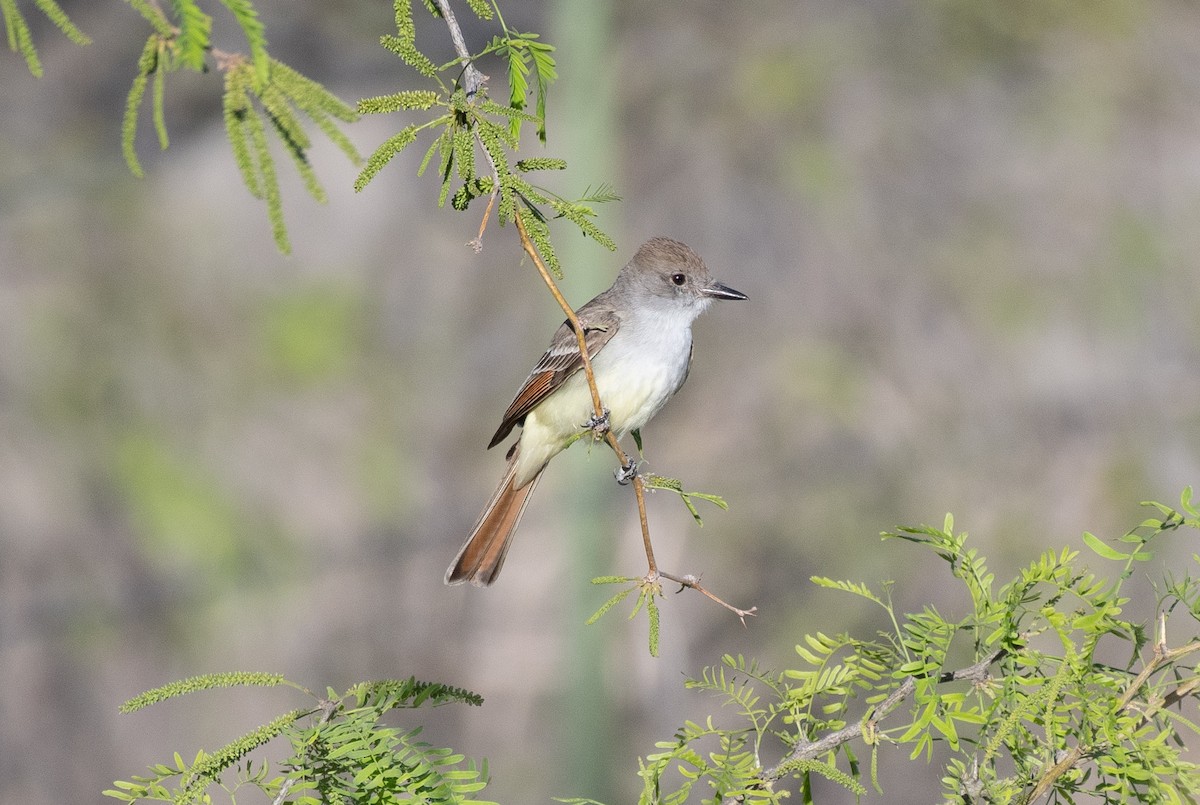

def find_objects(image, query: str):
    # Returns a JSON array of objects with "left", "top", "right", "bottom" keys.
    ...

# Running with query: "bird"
[{"left": 445, "top": 237, "right": 747, "bottom": 586}]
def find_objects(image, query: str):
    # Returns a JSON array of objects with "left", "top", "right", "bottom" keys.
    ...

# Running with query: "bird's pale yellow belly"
[{"left": 512, "top": 326, "right": 691, "bottom": 488}]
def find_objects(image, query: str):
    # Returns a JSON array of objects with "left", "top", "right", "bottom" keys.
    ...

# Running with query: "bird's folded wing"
[{"left": 487, "top": 308, "right": 621, "bottom": 448}]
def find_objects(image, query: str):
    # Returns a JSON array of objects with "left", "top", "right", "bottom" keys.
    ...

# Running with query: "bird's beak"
[{"left": 701, "top": 281, "right": 748, "bottom": 301}]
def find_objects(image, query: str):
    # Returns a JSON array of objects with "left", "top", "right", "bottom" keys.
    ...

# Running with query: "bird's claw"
[
  {"left": 583, "top": 408, "right": 611, "bottom": 436},
  {"left": 614, "top": 458, "right": 640, "bottom": 485}
]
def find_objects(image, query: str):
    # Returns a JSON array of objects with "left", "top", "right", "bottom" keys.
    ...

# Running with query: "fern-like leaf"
[
  {"left": 355, "top": 125, "right": 418, "bottom": 192},
  {"left": 384, "top": 0, "right": 436, "bottom": 77},
  {"left": 169, "top": 0, "right": 212, "bottom": 72},
  {"left": 222, "top": 63, "right": 262, "bottom": 198},
  {"left": 267, "top": 108, "right": 326, "bottom": 204},
  {"left": 305, "top": 106, "right": 362, "bottom": 164},
  {"left": 151, "top": 50, "right": 168, "bottom": 150},
  {"left": 647, "top": 589, "right": 661, "bottom": 657},
  {"left": 777, "top": 757, "right": 867, "bottom": 797},
  {"left": 357, "top": 89, "right": 440, "bottom": 115},
  {"left": 355, "top": 677, "right": 485, "bottom": 710},
  {"left": 515, "top": 157, "right": 566, "bottom": 172},
  {"left": 270, "top": 59, "right": 358, "bottom": 123},
  {"left": 586, "top": 581, "right": 637, "bottom": 625},
  {"left": 463, "top": 0, "right": 493, "bottom": 20},
  {"left": 244, "top": 102, "right": 289, "bottom": 253},
  {"left": 811, "top": 576, "right": 884, "bottom": 607}
]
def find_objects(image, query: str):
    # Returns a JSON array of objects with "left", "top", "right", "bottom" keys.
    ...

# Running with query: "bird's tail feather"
[{"left": 444, "top": 447, "right": 543, "bottom": 587}]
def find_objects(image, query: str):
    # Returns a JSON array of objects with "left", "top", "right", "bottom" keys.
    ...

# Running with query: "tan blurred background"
[{"left": 2, "top": 1, "right": 1199, "bottom": 803}]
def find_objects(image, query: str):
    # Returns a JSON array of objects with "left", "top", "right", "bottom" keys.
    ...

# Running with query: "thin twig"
[
  {"left": 431, "top": 0, "right": 484, "bottom": 97},
  {"left": 430, "top": 0, "right": 499, "bottom": 251},
  {"left": 271, "top": 778, "right": 295, "bottom": 805},
  {"left": 471, "top": 190, "right": 498, "bottom": 253},
  {"left": 210, "top": 47, "right": 243, "bottom": 72},
  {"left": 659, "top": 571, "right": 757, "bottom": 625},
  {"left": 512, "top": 206, "right": 608, "bottom": 420}
]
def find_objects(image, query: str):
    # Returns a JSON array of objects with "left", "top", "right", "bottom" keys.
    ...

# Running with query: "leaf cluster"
[
  {"left": 588, "top": 575, "right": 663, "bottom": 656},
  {"left": 634, "top": 490, "right": 1200, "bottom": 803},
  {"left": 106, "top": 673, "right": 494, "bottom": 805},
  {"left": 119, "top": 0, "right": 361, "bottom": 253},
  {"left": 356, "top": 0, "right": 617, "bottom": 272},
  {"left": 7, "top": 0, "right": 616, "bottom": 262}
]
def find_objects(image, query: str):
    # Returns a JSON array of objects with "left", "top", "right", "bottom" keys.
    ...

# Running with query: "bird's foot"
[
  {"left": 614, "top": 458, "right": 640, "bottom": 485},
  {"left": 582, "top": 408, "right": 611, "bottom": 437}
]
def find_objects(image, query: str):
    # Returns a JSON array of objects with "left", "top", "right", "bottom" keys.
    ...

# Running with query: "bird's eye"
[{"left": 671, "top": 273, "right": 686, "bottom": 286}]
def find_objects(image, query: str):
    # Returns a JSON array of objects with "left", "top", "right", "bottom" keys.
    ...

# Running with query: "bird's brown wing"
[{"left": 487, "top": 307, "right": 622, "bottom": 448}]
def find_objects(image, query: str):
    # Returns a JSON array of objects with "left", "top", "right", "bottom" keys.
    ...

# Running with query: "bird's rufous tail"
[{"left": 445, "top": 447, "right": 543, "bottom": 586}]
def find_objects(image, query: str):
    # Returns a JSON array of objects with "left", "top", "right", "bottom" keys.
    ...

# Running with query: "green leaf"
[
  {"left": 246, "top": 96, "right": 290, "bottom": 253},
  {"left": 463, "top": 0, "right": 493, "bottom": 20},
  {"left": 121, "top": 36, "right": 160, "bottom": 177},
  {"left": 383, "top": 0, "right": 436, "bottom": 76},
  {"left": 169, "top": 0, "right": 212, "bottom": 72},
  {"left": 647, "top": 591, "right": 661, "bottom": 657},
  {"left": 270, "top": 59, "right": 359, "bottom": 123},
  {"left": 151, "top": 53, "right": 168, "bottom": 150},
  {"left": 515, "top": 157, "right": 567, "bottom": 172},
  {"left": 126, "top": 0, "right": 174, "bottom": 36},
  {"left": 357, "top": 90, "right": 440, "bottom": 115},
  {"left": 355, "top": 125, "right": 418, "bottom": 192},
  {"left": 586, "top": 584, "right": 636, "bottom": 625},
  {"left": 223, "top": 63, "right": 262, "bottom": 197},
  {"left": 33, "top": 0, "right": 90, "bottom": 45},
  {"left": 811, "top": 576, "right": 884, "bottom": 606},
  {"left": 1083, "top": 530, "right": 1129, "bottom": 561},
  {"left": 2, "top": 0, "right": 43, "bottom": 76}
]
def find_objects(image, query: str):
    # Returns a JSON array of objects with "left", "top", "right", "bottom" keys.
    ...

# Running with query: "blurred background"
[{"left": 2, "top": 0, "right": 1199, "bottom": 802}]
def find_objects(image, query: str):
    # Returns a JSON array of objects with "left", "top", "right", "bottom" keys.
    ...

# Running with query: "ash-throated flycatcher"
[{"left": 445, "top": 237, "right": 747, "bottom": 586}]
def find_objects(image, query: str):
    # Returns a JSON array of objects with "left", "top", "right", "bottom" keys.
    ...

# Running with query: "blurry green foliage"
[
  {"left": 115, "top": 429, "right": 248, "bottom": 570},
  {"left": 258, "top": 285, "right": 363, "bottom": 385},
  {"left": 924, "top": 0, "right": 1144, "bottom": 65},
  {"left": 0, "top": 0, "right": 89, "bottom": 76}
]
